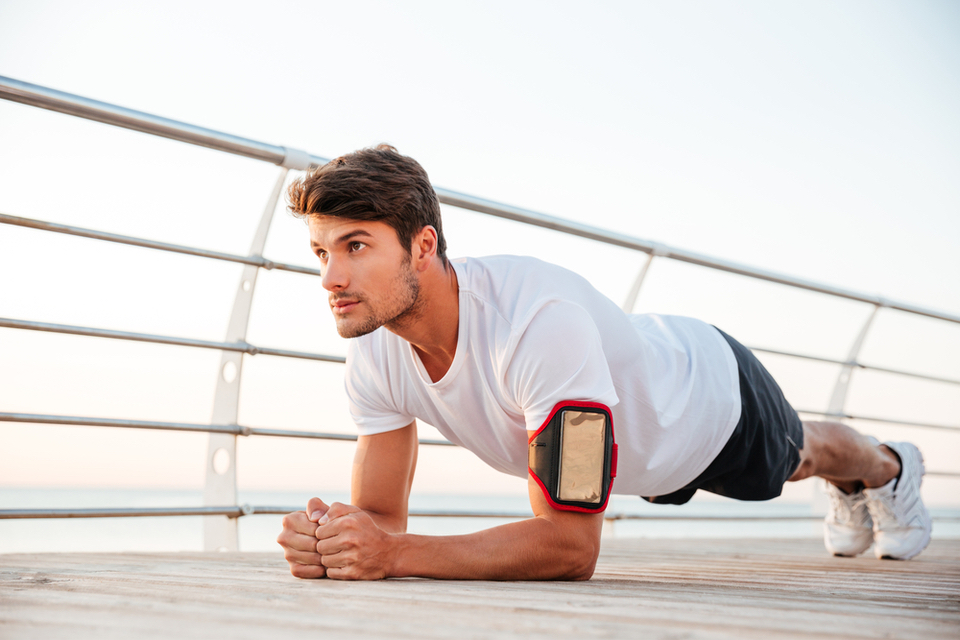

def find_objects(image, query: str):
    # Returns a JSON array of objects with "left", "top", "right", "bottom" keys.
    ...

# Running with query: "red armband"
[{"left": 528, "top": 401, "right": 617, "bottom": 513}]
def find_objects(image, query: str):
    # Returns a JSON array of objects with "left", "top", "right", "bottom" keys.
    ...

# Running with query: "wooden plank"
[{"left": 0, "top": 538, "right": 957, "bottom": 639}]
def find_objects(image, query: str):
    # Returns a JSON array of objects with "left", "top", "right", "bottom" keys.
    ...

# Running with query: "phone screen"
[{"left": 557, "top": 410, "right": 605, "bottom": 503}]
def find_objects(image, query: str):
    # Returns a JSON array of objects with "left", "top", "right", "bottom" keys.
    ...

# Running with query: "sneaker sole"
[{"left": 878, "top": 523, "right": 932, "bottom": 561}]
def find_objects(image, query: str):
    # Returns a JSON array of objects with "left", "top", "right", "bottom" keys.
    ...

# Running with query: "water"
[{"left": 1, "top": 487, "right": 957, "bottom": 553}]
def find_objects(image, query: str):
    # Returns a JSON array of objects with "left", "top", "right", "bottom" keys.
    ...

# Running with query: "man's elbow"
[
  {"left": 571, "top": 547, "right": 600, "bottom": 581},
  {"left": 557, "top": 536, "right": 600, "bottom": 581},
  {"left": 533, "top": 507, "right": 604, "bottom": 580}
]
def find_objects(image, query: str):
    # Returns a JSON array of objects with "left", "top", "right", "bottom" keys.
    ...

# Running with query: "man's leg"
[
  {"left": 788, "top": 421, "right": 931, "bottom": 560},
  {"left": 709, "top": 326, "right": 930, "bottom": 559},
  {"left": 787, "top": 421, "right": 899, "bottom": 489}
]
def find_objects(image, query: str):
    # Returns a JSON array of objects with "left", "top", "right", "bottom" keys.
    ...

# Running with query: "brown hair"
[{"left": 287, "top": 144, "right": 447, "bottom": 262}]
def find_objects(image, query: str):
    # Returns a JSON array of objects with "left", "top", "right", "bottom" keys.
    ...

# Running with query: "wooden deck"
[{"left": 1, "top": 538, "right": 958, "bottom": 639}]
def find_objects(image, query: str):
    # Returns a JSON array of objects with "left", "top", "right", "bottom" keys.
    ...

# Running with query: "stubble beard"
[{"left": 333, "top": 257, "right": 422, "bottom": 339}]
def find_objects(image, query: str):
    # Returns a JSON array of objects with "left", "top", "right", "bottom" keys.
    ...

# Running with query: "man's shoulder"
[
  {"left": 453, "top": 255, "right": 618, "bottom": 361},
  {"left": 452, "top": 254, "right": 578, "bottom": 279},
  {"left": 453, "top": 255, "right": 596, "bottom": 308}
]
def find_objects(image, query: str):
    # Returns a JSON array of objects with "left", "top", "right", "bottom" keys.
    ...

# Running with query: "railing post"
[
  {"left": 621, "top": 248, "right": 663, "bottom": 313},
  {"left": 811, "top": 303, "right": 883, "bottom": 516},
  {"left": 826, "top": 303, "right": 882, "bottom": 418},
  {"left": 203, "top": 168, "right": 288, "bottom": 551}
]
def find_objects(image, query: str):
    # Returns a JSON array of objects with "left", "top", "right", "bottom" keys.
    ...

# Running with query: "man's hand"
[
  {"left": 277, "top": 421, "right": 601, "bottom": 581},
  {"left": 276, "top": 497, "right": 332, "bottom": 579},
  {"left": 315, "top": 502, "right": 399, "bottom": 580}
]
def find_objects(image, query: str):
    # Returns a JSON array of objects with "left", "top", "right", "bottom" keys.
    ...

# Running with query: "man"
[{"left": 276, "top": 145, "right": 931, "bottom": 580}]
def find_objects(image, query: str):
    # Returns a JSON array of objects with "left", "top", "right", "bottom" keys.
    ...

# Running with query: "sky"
[{"left": 0, "top": 1, "right": 958, "bottom": 505}]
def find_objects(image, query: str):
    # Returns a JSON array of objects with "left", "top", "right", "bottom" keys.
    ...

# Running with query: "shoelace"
[
  {"left": 829, "top": 491, "right": 870, "bottom": 524},
  {"left": 867, "top": 492, "right": 898, "bottom": 527}
]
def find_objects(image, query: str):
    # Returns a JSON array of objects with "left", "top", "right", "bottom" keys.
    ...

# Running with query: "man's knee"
[{"left": 787, "top": 421, "right": 820, "bottom": 482}]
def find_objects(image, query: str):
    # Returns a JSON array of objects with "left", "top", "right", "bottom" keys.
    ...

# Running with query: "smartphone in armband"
[{"left": 528, "top": 401, "right": 617, "bottom": 513}]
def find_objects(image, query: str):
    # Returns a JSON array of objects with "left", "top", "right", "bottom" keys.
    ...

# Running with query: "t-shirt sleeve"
[
  {"left": 344, "top": 339, "right": 416, "bottom": 436},
  {"left": 505, "top": 300, "right": 619, "bottom": 433}
]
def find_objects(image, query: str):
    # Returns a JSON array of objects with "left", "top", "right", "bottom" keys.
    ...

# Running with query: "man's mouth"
[{"left": 331, "top": 299, "right": 360, "bottom": 315}]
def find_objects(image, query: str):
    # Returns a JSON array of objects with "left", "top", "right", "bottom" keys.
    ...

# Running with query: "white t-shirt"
[{"left": 345, "top": 255, "right": 741, "bottom": 497}]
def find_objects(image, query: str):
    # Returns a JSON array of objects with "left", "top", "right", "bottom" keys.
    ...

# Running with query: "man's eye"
[
  {"left": 350, "top": 242, "right": 365, "bottom": 252},
  {"left": 317, "top": 250, "right": 328, "bottom": 260}
]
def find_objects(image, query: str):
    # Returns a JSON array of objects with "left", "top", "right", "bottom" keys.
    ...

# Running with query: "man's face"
[{"left": 308, "top": 216, "right": 421, "bottom": 338}]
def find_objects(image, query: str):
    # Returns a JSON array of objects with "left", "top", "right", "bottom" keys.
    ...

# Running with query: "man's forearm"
[
  {"left": 336, "top": 427, "right": 602, "bottom": 581},
  {"left": 387, "top": 515, "right": 601, "bottom": 580}
]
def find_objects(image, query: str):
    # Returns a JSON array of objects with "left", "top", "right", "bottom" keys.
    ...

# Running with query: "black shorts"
[{"left": 643, "top": 327, "right": 805, "bottom": 505}]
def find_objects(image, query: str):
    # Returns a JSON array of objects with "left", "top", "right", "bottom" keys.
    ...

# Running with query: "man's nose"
[{"left": 321, "top": 255, "right": 348, "bottom": 291}]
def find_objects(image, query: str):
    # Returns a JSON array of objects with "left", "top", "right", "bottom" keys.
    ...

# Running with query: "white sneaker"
[
  {"left": 863, "top": 441, "right": 932, "bottom": 560},
  {"left": 823, "top": 482, "right": 874, "bottom": 557}
]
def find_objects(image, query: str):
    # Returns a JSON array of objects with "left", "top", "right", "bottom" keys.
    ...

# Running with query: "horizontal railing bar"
[
  {"left": 244, "top": 426, "right": 455, "bottom": 446},
  {"left": 2, "top": 410, "right": 955, "bottom": 471},
  {"left": 0, "top": 412, "right": 455, "bottom": 447},
  {"left": 2, "top": 75, "right": 958, "bottom": 327},
  {"left": 602, "top": 513, "right": 960, "bottom": 522},
  {"left": 2, "top": 506, "right": 958, "bottom": 522},
  {"left": 0, "top": 413, "right": 239, "bottom": 435},
  {"left": 0, "top": 76, "right": 328, "bottom": 168},
  {"left": 5, "top": 211, "right": 957, "bottom": 384},
  {"left": 249, "top": 506, "right": 960, "bottom": 519},
  {"left": 251, "top": 346, "right": 341, "bottom": 361},
  {"left": 0, "top": 507, "right": 247, "bottom": 519},
  {"left": 747, "top": 346, "right": 960, "bottom": 386},
  {"left": 6, "top": 210, "right": 957, "bottom": 385},
  {"left": 246, "top": 507, "right": 537, "bottom": 518},
  {"left": 435, "top": 189, "right": 960, "bottom": 325},
  {"left": 5, "top": 211, "right": 957, "bottom": 383},
  {"left": 4, "top": 210, "right": 957, "bottom": 385},
  {"left": 3, "top": 410, "right": 955, "bottom": 474},
  {"left": 796, "top": 409, "right": 960, "bottom": 432},
  {"left": 847, "top": 362, "right": 951, "bottom": 382},
  {"left": 6, "top": 212, "right": 957, "bottom": 386},
  {"left": 409, "top": 509, "right": 960, "bottom": 521},
  {"left": 0, "top": 213, "right": 322, "bottom": 277},
  {"left": 0, "top": 317, "right": 345, "bottom": 363},
  {"left": 4, "top": 406, "right": 956, "bottom": 444}
]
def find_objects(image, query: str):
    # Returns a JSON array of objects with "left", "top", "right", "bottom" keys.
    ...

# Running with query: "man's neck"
[{"left": 387, "top": 259, "right": 459, "bottom": 383}]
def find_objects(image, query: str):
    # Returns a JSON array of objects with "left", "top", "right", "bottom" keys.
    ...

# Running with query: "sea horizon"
[{"left": 3, "top": 486, "right": 958, "bottom": 554}]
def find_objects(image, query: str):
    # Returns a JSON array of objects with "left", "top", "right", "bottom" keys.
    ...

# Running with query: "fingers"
[
  {"left": 282, "top": 545, "right": 326, "bottom": 579},
  {"left": 313, "top": 513, "right": 364, "bottom": 558},
  {"left": 318, "top": 546, "right": 348, "bottom": 567},
  {"left": 318, "top": 544, "right": 377, "bottom": 581},
  {"left": 281, "top": 510, "right": 322, "bottom": 537},
  {"left": 278, "top": 508, "right": 328, "bottom": 580},
  {"left": 316, "top": 501, "right": 362, "bottom": 526},
  {"left": 278, "top": 533, "right": 324, "bottom": 557},
  {"left": 289, "top": 563, "right": 327, "bottom": 580},
  {"left": 324, "top": 567, "right": 350, "bottom": 580},
  {"left": 310, "top": 509, "right": 394, "bottom": 580},
  {"left": 283, "top": 548, "right": 324, "bottom": 566},
  {"left": 318, "top": 534, "right": 392, "bottom": 581},
  {"left": 277, "top": 511, "right": 326, "bottom": 556},
  {"left": 278, "top": 500, "right": 367, "bottom": 581},
  {"left": 315, "top": 510, "right": 362, "bottom": 553},
  {"left": 281, "top": 502, "right": 386, "bottom": 580},
  {"left": 306, "top": 497, "right": 330, "bottom": 523}
]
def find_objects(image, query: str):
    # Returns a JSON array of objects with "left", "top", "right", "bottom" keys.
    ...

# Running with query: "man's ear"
[{"left": 411, "top": 225, "right": 439, "bottom": 269}]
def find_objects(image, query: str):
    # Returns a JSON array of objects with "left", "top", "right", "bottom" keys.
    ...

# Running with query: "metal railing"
[
  {"left": 1, "top": 75, "right": 958, "bottom": 546},
  {"left": 2, "top": 505, "right": 958, "bottom": 522}
]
